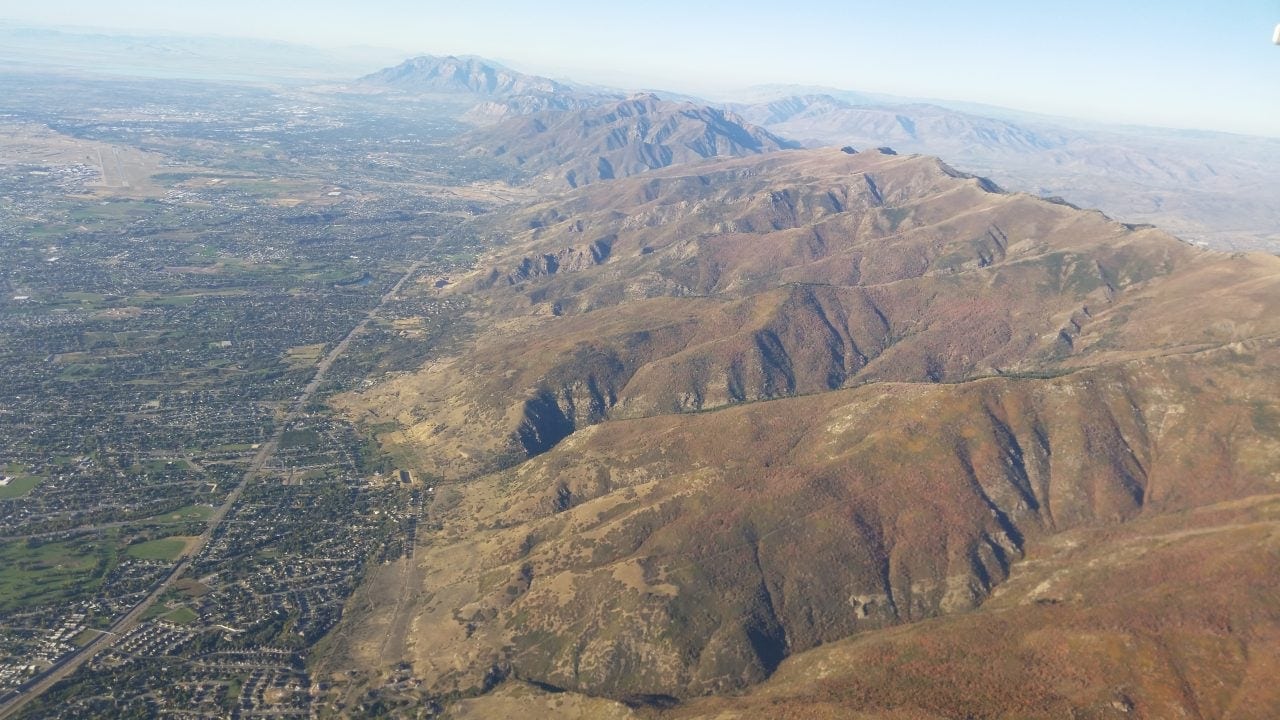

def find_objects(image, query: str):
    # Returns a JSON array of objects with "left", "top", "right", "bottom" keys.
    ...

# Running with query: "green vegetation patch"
[
  {"left": 145, "top": 504, "right": 214, "bottom": 524},
  {"left": 164, "top": 606, "right": 199, "bottom": 624},
  {"left": 224, "top": 676, "right": 245, "bottom": 711},
  {"left": 881, "top": 206, "right": 912, "bottom": 230},
  {"left": 72, "top": 628, "right": 102, "bottom": 647},
  {"left": 284, "top": 343, "right": 326, "bottom": 368},
  {"left": 280, "top": 428, "right": 323, "bottom": 449},
  {"left": 67, "top": 200, "right": 147, "bottom": 222},
  {"left": 364, "top": 421, "right": 401, "bottom": 435},
  {"left": 142, "top": 294, "right": 200, "bottom": 307},
  {"left": 58, "top": 362, "right": 109, "bottom": 380},
  {"left": 143, "top": 602, "right": 173, "bottom": 620},
  {"left": 1252, "top": 401, "right": 1280, "bottom": 437},
  {"left": 0, "top": 538, "right": 113, "bottom": 613},
  {"left": 126, "top": 536, "right": 192, "bottom": 561},
  {"left": 60, "top": 291, "right": 108, "bottom": 305},
  {"left": 137, "top": 458, "right": 191, "bottom": 474},
  {"left": 1065, "top": 256, "right": 1106, "bottom": 294},
  {"left": 0, "top": 474, "right": 42, "bottom": 499}
]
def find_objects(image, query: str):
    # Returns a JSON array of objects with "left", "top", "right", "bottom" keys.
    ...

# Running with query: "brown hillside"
[
  {"left": 665, "top": 492, "right": 1280, "bottom": 720},
  {"left": 334, "top": 339, "right": 1280, "bottom": 701},
  {"left": 446, "top": 492, "right": 1280, "bottom": 719},
  {"left": 339, "top": 149, "right": 1280, "bottom": 481},
  {"left": 323, "top": 146, "right": 1280, "bottom": 711}
]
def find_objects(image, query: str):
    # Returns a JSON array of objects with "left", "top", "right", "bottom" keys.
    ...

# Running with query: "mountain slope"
[
  {"left": 447, "top": 491, "right": 1280, "bottom": 719},
  {"left": 665, "top": 491, "right": 1280, "bottom": 719},
  {"left": 345, "top": 149, "right": 1279, "bottom": 481},
  {"left": 322, "top": 146, "right": 1280, "bottom": 707},
  {"left": 334, "top": 338, "right": 1280, "bottom": 702},
  {"left": 461, "top": 94, "right": 800, "bottom": 189}
]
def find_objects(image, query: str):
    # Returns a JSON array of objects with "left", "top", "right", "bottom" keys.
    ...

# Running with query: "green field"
[
  {"left": 279, "top": 428, "right": 322, "bottom": 449},
  {"left": 210, "top": 442, "right": 257, "bottom": 453},
  {"left": 136, "top": 458, "right": 191, "bottom": 474},
  {"left": 143, "top": 602, "right": 172, "bottom": 620},
  {"left": 143, "top": 504, "right": 214, "bottom": 524},
  {"left": 143, "top": 294, "right": 199, "bottom": 307},
  {"left": 126, "top": 537, "right": 192, "bottom": 561},
  {"left": 0, "top": 474, "right": 42, "bottom": 499},
  {"left": 0, "top": 539, "right": 112, "bottom": 613},
  {"left": 164, "top": 606, "right": 198, "bottom": 624},
  {"left": 60, "top": 291, "right": 108, "bottom": 305},
  {"left": 58, "top": 363, "right": 109, "bottom": 380}
]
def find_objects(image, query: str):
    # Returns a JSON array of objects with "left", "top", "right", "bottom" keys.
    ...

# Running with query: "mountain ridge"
[
  {"left": 729, "top": 92, "right": 1280, "bottom": 252},
  {"left": 358, "top": 54, "right": 573, "bottom": 96},
  {"left": 313, "top": 53, "right": 1280, "bottom": 716},
  {"left": 320, "top": 142, "right": 1280, "bottom": 710},
  {"left": 357, "top": 54, "right": 618, "bottom": 123},
  {"left": 460, "top": 93, "right": 801, "bottom": 189}
]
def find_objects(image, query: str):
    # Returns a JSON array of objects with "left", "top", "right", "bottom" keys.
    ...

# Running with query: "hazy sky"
[{"left": 4, "top": 1, "right": 1280, "bottom": 136}]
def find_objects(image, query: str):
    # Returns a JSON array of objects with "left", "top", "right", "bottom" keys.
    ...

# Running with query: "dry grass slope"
[{"left": 321, "top": 146, "right": 1280, "bottom": 715}]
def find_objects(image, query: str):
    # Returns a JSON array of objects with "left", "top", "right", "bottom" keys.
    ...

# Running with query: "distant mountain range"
[
  {"left": 460, "top": 93, "right": 799, "bottom": 189},
  {"left": 732, "top": 94, "right": 1067, "bottom": 153},
  {"left": 359, "top": 55, "right": 575, "bottom": 97},
  {"left": 360, "top": 56, "right": 799, "bottom": 191},
  {"left": 356, "top": 55, "right": 618, "bottom": 123},
  {"left": 356, "top": 54, "right": 1280, "bottom": 253},
  {"left": 727, "top": 91, "right": 1280, "bottom": 252},
  {"left": 4, "top": 32, "right": 1272, "bottom": 251}
]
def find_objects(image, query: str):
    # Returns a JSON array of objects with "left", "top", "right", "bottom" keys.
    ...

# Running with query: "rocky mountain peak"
[{"left": 359, "top": 54, "right": 571, "bottom": 96}]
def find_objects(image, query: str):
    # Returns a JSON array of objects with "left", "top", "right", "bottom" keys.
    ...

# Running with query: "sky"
[{"left": 3, "top": 1, "right": 1280, "bottom": 136}]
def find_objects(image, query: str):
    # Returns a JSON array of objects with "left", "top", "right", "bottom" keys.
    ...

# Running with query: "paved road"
[{"left": 0, "top": 262, "right": 423, "bottom": 720}]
